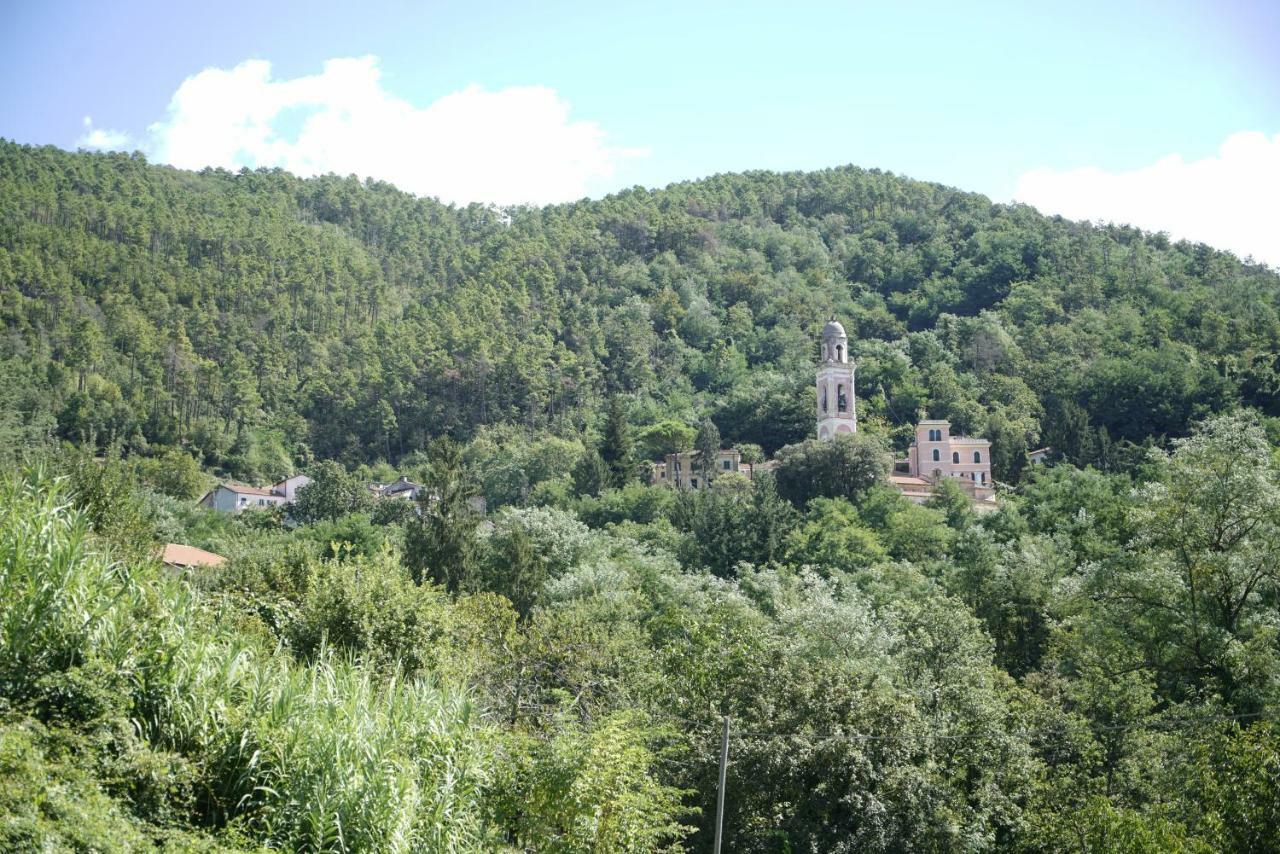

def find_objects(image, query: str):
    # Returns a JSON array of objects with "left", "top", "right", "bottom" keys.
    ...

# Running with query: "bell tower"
[{"left": 816, "top": 316, "right": 856, "bottom": 440}]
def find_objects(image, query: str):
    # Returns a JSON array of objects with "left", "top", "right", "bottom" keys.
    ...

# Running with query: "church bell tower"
[{"left": 816, "top": 317, "right": 856, "bottom": 440}]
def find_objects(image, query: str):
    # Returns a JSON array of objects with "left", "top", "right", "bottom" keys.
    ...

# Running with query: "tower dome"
[{"left": 820, "top": 316, "right": 849, "bottom": 364}]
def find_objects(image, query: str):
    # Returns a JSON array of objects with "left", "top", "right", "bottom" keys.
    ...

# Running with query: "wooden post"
[{"left": 714, "top": 715, "right": 730, "bottom": 854}]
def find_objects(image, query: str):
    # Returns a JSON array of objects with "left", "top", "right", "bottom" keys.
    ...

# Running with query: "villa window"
[
  {"left": 980, "top": 472, "right": 986, "bottom": 484},
  {"left": 973, "top": 451, "right": 981, "bottom": 463},
  {"left": 952, "top": 452, "right": 960, "bottom": 464},
  {"left": 691, "top": 478, "right": 699, "bottom": 489},
  {"left": 722, "top": 459, "right": 731, "bottom": 470},
  {"left": 932, "top": 449, "right": 940, "bottom": 462}
]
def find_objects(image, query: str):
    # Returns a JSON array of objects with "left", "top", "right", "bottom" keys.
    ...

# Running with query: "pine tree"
[
  {"left": 406, "top": 437, "right": 480, "bottom": 589},
  {"left": 694, "top": 418, "right": 722, "bottom": 485},
  {"left": 600, "top": 395, "right": 633, "bottom": 488}
]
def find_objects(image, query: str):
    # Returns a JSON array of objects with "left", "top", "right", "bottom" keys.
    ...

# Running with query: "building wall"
[
  {"left": 815, "top": 363, "right": 857, "bottom": 439},
  {"left": 273, "top": 474, "right": 312, "bottom": 501},
  {"left": 208, "top": 486, "right": 286, "bottom": 513},
  {"left": 909, "top": 421, "right": 992, "bottom": 486},
  {"left": 656, "top": 450, "right": 742, "bottom": 490}
]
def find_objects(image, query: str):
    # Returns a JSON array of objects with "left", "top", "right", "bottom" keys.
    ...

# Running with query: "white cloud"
[
  {"left": 138, "top": 56, "right": 643, "bottom": 206},
  {"left": 77, "top": 116, "right": 131, "bottom": 150},
  {"left": 1013, "top": 131, "right": 1280, "bottom": 268}
]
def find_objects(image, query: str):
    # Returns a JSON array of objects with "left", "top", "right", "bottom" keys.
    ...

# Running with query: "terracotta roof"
[
  {"left": 161, "top": 543, "right": 227, "bottom": 568},
  {"left": 221, "top": 481, "right": 277, "bottom": 497}
]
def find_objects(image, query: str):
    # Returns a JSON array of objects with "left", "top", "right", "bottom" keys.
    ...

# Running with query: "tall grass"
[{"left": 0, "top": 469, "right": 499, "bottom": 852}]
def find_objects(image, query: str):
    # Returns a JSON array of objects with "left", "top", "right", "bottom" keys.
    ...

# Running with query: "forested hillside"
[
  {"left": 3, "top": 140, "right": 1278, "bottom": 475},
  {"left": 2, "top": 142, "right": 1279, "bottom": 852}
]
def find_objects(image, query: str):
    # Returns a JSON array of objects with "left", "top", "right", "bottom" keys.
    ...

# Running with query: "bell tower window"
[{"left": 837, "top": 384, "right": 847, "bottom": 413}]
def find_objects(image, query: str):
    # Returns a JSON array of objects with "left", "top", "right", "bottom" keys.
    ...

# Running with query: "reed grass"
[{"left": 0, "top": 469, "right": 499, "bottom": 852}]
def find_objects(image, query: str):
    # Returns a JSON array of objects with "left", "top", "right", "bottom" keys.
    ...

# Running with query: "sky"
[{"left": 3, "top": 0, "right": 1278, "bottom": 263}]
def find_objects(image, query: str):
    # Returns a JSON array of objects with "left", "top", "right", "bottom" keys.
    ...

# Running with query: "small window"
[
  {"left": 932, "top": 449, "right": 940, "bottom": 462},
  {"left": 691, "top": 478, "right": 699, "bottom": 489},
  {"left": 722, "top": 459, "right": 731, "bottom": 470},
  {"left": 952, "top": 452, "right": 960, "bottom": 464},
  {"left": 980, "top": 472, "right": 986, "bottom": 484},
  {"left": 973, "top": 451, "right": 981, "bottom": 463}
]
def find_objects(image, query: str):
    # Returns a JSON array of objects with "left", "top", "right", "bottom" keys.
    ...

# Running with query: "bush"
[{"left": 773, "top": 433, "right": 892, "bottom": 507}]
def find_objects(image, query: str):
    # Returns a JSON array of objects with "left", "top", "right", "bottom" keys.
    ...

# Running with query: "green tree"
[
  {"left": 291, "top": 460, "right": 372, "bottom": 523},
  {"left": 571, "top": 448, "right": 610, "bottom": 498},
  {"left": 773, "top": 433, "right": 892, "bottom": 507},
  {"left": 405, "top": 437, "right": 481, "bottom": 590},
  {"left": 785, "top": 497, "right": 887, "bottom": 573},
  {"left": 694, "top": 417, "right": 722, "bottom": 486},
  {"left": 133, "top": 446, "right": 208, "bottom": 500},
  {"left": 1067, "top": 413, "right": 1280, "bottom": 711},
  {"left": 600, "top": 395, "right": 634, "bottom": 488}
]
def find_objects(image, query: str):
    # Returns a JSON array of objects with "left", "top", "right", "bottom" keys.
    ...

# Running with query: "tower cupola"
[{"left": 821, "top": 316, "right": 848, "bottom": 364}]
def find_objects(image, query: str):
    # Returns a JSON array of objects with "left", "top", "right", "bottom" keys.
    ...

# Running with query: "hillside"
[
  {"left": 2, "top": 143, "right": 1280, "bottom": 852},
  {"left": 3, "top": 140, "right": 1278, "bottom": 476}
]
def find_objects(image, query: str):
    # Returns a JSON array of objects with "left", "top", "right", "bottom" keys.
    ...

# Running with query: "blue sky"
[{"left": 3, "top": 0, "right": 1278, "bottom": 261}]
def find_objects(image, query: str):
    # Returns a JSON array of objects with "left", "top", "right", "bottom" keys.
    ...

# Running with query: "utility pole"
[{"left": 714, "top": 715, "right": 730, "bottom": 854}]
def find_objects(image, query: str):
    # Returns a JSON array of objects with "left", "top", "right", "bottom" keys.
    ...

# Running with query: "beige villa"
[{"left": 650, "top": 449, "right": 770, "bottom": 490}]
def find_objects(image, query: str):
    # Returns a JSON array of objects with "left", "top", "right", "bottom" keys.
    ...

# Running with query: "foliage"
[
  {"left": 773, "top": 432, "right": 893, "bottom": 507},
  {"left": 405, "top": 437, "right": 481, "bottom": 590},
  {"left": 291, "top": 459, "right": 373, "bottom": 523},
  {"left": 5, "top": 144, "right": 1280, "bottom": 851}
]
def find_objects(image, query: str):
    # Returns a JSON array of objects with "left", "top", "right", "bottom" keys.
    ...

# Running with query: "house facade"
[
  {"left": 198, "top": 474, "right": 312, "bottom": 513},
  {"left": 902, "top": 419, "right": 996, "bottom": 505},
  {"left": 651, "top": 449, "right": 769, "bottom": 490},
  {"left": 199, "top": 482, "right": 289, "bottom": 512}
]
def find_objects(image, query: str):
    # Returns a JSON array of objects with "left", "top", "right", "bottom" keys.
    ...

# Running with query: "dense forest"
[{"left": 1, "top": 140, "right": 1278, "bottom": 851}]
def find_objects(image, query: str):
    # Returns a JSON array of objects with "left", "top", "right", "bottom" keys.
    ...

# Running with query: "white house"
[
  {"left": 199, "top": 482, "right": 289, "bottom": 513},
  {"left": 198, "top": 474, "right": 312, "bottom": 513},
  {"left": 272, "top": 474, "right": 312, "bottom": 501}
]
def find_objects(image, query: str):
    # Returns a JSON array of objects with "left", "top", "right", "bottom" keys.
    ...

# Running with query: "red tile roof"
[{"left": 161, "top": 543, "right": 227, "bottom": 568}]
